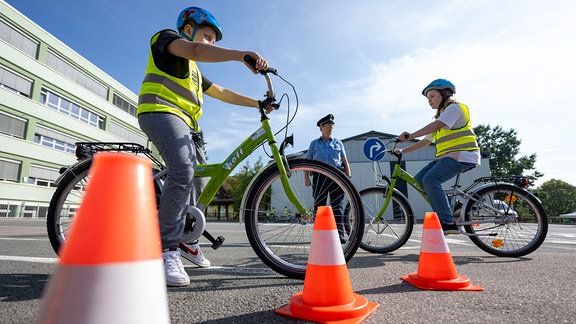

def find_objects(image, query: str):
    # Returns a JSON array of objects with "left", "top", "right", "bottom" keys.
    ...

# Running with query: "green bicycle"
[
  {"left": 360, "top": 138, "right": 547, "bottom": 257},
  {"left": 46, "top": 59, "right": 364, "bottom": 279}
]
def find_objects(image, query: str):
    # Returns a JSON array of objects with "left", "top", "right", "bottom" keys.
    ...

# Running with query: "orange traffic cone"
[
  {"left": 275, "top": 206, "right": 379, "bottom": 323},
  {"left": 35, "top": 152, "right": 170, "bottom": 323},
  {"left": 401, "top": 212, "right": 483, "bottom": 291}
]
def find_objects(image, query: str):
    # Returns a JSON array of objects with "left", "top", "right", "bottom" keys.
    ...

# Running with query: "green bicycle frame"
[
  {"left": 376, "top": 162, "right": 430, "bottom": 220},
  {"left": 194, "top": 118, "right": 307, "bottom": 215}
]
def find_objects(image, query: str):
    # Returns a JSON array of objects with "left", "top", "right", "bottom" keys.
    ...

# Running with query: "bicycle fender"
[{"left": 54, "top": 158, "right": 93, "bottom": 186}]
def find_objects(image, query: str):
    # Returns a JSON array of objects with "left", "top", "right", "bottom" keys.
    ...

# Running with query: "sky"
[{"left": 5, "top": 0, "right": 576, "bottom": 187}]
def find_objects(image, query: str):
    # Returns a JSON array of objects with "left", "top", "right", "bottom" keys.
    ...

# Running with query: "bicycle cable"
[{"left": 255, "top": 73, "right": 300, "bottom": 159}]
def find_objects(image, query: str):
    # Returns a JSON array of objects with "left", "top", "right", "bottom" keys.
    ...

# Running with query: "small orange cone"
[
  {"left": 401, "top": 212, "right": 483, "bottom": 291},
  {"left": 275, "top": 206, "right": 379, "bottom": 323},
  {"left": 35, "top": 152, "right": 170, "bottom": 323}
]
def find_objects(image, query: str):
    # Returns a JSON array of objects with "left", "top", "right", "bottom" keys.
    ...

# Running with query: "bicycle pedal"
[{"left": 211, "top": 236, "right": 225, "bottom": 250}]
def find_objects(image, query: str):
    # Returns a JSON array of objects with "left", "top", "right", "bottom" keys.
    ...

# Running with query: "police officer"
[{"left": 304, "top": 114, "right": 351, "bottom": 243}]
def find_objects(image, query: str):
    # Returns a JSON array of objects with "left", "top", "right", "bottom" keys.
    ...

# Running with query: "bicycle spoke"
[{"left": 243, "top": 159, "right": 363, "bottom": 279}]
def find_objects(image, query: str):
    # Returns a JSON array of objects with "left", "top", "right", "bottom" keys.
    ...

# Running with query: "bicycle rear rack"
[{"left": 75, "top": 142, "right": 150, "bottom": 159}]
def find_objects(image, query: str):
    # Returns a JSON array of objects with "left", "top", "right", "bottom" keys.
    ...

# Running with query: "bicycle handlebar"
[
  {"left": 243, "top": 55, "right": 281, "bottom": 119},
  {"left": 243, "top": 55, "right": 278, "bottom": 75}
]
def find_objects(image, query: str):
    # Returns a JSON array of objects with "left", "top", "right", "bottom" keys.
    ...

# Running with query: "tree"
[
  {"left": 229, "top": 157, "right": 265, "bottom": 212},
  {"left": 535, "top": 179, "right": 576, "bottom": 219},
  {"left": 473, "top": 124, "right": 543, "bottom": 183}
]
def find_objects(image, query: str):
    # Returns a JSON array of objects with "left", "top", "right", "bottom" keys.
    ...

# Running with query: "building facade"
[{"left": 0, "top": 1, "right": 147, "bottom": 217}]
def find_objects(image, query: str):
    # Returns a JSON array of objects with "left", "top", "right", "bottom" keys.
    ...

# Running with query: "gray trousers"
[{"left": 138, "top": 113, "right": 206, "bottom": 250}]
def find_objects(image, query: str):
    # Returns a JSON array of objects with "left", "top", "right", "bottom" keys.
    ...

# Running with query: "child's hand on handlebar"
[
  {"left": 258, "top": 98, "right": 277, "bottom": 114},
  {"left": 242, "top": 52, "right": 268, "bottom": 74},
  {"left": 398, "top": 132, "right": 411, "bottom": 142}
]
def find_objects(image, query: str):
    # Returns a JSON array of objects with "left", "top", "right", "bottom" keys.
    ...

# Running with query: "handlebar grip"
[
  {"left": 395, "top": 133, "right": 409, "bottom": 142},
  {"left": 243, "top": 55, "right": 277, "bottom": 75}
]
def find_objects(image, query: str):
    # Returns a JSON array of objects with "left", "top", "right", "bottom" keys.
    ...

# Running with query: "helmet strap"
[{"left": 180, "top": 23, "right": 199, "bottom": 42}]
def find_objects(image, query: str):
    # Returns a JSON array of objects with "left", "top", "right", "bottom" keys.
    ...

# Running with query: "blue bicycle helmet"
[
  {"left": 177, "top": 7, "right": 223, "bottom": 41},
  {"left": 422, "top": 79, "right": 456, "bottom": 96}
]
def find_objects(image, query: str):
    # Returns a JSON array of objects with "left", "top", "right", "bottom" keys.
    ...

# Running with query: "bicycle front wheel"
[
  {"left": 243, "top": 158, "right": 364, "bottom": 279},
  {"left": 359, "top": 187, "right": 414, "bottom": 253},
  {"left": 463, "top": 183, "right": 548, "bottom": 257}
]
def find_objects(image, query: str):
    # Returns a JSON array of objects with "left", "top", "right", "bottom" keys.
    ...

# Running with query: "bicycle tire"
[
  {"left": 47, "top": 158, "right": 163, "bottom": 255},
  {"left": 359, "top": 187, "right": 415, "bottom": 253},
  {"left": 47, "top": 159, "right": 92, "bottom": 254},
  {"left": 243, "top": 158, "right": 364, "bottom": 279},
  {"left": 463, "top": 183, "right": 548, "bottom": 257}
]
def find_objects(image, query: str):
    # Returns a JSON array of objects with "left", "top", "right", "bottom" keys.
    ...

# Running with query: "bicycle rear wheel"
[
  {"left": 47, "top": 159, "right": 92, "bottom": 254},
  {"left": 359, "top": 187, "right": 414, "bottom": 253},
  {"left": 463, "top": 183, "right": 548, "bottom": 257},
  {"left": 243, "top": 158, "right": 364, "bottom": 279},
  {"left": 47, "top": 158, "right": 163, "bottom": 255}
]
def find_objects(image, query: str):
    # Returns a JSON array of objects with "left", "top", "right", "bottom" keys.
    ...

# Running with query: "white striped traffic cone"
[
  {"left": 401, "top": 212, "right": 483, "bottom": 291},
  {"left": 276, "top": 206, "right": 379, "bottom": 323},
  {"left": 35, "top": 152, "right": 170, "bottom": 323}
]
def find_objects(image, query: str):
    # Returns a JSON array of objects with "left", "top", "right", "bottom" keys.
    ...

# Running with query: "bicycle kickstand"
[{"left": 202, "top": 230, "right": 225, "bottom": 250}]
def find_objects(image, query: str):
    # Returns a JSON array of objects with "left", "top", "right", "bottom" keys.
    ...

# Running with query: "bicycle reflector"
[{"left": 514, "top": 177, "right": 529, "bottom": 188}]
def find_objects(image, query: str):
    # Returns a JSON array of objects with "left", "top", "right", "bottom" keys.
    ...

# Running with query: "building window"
[
  {"left": 0, "top": 111, "right": 26, "bottom": 138},
  {"left": 0, "top": 65, "right": 33, "bottom": 97},
  {"left": 39, "top": 88, "right": 105, "bottom": 129},
  {"left": 113, "top": 93, "right": 137, "bottom": 116},
  {"left": 28, "top": 165, "right": 59, "bottom": 188},
  {"left": 34, "top": 125, "right": 78, "bottom": 154},
  {"left": 45, "top": 50, "right": 108, "bottom": 99},
  {"left": 0, "top": 158, "right": 20, "bottom": 182},
  {"left": 0, "top": 18, "right": 38, "bottom": 58}
]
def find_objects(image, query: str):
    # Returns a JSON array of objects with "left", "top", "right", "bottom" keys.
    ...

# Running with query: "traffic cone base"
[
  {"left": 401, "top": 212, "right": 483, "bottom": 291},
  {"left": 401, "top": 272, "right": 483, "bottom": 291},
  {"left": 275, "top": 206, "right": 379, "bottom": 323},
  {"left": 276, "top": 292, "right": 379, "bottom": 324}
]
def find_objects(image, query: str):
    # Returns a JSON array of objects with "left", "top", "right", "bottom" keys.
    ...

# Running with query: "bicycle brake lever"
[{"left": 258, "top": 97, "right": 277, "bottom": 110}]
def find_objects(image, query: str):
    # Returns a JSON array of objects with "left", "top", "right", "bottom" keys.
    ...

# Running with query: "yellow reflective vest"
[
  {"left": 432, "top": 103, "right": 480, "bottom": 157},
  {"left": 137, "top": 32, "right": 203, "bottom": 132}
]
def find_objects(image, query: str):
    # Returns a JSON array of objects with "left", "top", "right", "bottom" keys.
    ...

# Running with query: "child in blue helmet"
[
  {"left": 137, "top": 7, "right": 273, "bottom": 287},
  {"left": 397, "top": 79, "right": 480, "bottom": 235}
]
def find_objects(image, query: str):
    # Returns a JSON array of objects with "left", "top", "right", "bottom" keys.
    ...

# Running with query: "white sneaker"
[
  {"left": 162, "top": 248, "right": 190, "bottom": 287},
  {"left": 180, "top": 242, "right": 211, "bottom": 268}
]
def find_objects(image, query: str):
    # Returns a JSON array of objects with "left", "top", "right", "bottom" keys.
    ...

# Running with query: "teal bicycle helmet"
[
  {"left": 422, "top": 79, "right": 456, "bottom": 96},
  {"left": 177, "top": 7, "right": 223, "bottom": 41}
]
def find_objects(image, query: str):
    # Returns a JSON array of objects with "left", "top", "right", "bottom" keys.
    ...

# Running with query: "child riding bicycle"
[
  {"left": 397, "top": 79, "right": 480, "bottom": 235},
  {"left": 137, "top": 6, "right": 273, "bottom": 287}
]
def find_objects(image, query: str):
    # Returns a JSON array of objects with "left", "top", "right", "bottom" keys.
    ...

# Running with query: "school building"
[{"left": 0, "top": 1, "right": 146, "bottom": 217}]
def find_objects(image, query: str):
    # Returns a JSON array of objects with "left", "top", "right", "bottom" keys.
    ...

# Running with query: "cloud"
[{"left": 200, "top": 0, "right": 576, "bottom": 185}]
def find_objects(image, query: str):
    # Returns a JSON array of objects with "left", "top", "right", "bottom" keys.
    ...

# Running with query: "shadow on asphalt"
[{"left": 0, "top": 273, "right": 48, "bottom": 302}]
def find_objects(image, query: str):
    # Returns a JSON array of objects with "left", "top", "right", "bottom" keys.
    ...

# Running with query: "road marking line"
[{"left": 0, "top": 255, "right": 57, "bottom": 263}]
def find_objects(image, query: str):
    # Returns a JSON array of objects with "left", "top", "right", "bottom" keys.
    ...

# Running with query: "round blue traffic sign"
[{"left": 363, "top": 138, "right": 386, "bottom": 161}]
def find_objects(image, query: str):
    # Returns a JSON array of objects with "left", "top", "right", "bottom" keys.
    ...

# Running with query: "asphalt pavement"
[{"left": 1, "top": 218, "right": 575, "bottom": 323}]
